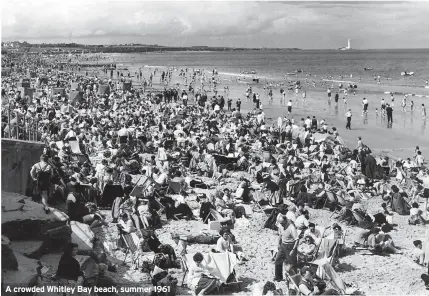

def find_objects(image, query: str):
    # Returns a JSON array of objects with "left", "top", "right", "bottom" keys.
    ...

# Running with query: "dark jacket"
[{"left": 56, "top": 255, "right": 83, "bottom": 281}]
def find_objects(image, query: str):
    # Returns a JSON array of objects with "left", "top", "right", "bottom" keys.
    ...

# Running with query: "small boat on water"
[
  {"left": 364, "top": 68, "right": 373, "bottom": 71},
  {"left": 401, "top": 71, "right": 414, "bottom": 76}
]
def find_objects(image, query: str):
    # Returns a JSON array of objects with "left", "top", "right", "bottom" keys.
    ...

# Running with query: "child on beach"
[
  {"left": 343, "top": 97, "right": 347, "bottom": 110},
  {"left": 410, "top": 101, "right": 414, "bottom": 112},
  {"left": 422, "top": 104, "right": 427, "bottom": 118}
]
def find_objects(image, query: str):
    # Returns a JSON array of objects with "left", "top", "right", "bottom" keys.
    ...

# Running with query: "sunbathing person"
[
  {"left": 298, "top": 266, "right": 339, "bottom": 295},
  {"left": 411, "top": 240, "right": 426, "bottom": 266},
  {"left": 368, "top": 225, "right": 401, "bottom": 254},
  {"left": 216, "top": 227, "right": 234, "bottom": 252},
  {"left": 409, "top": 202, "right": 429, "bottom": 225},
  {"left": 390, "top": 185, "right": 410, "bottom": 215},
  {"left": 297, "top": 235, "right": 317, "bottom": 263},
  {"left": 303, "top": 223, "right": 323, "bottom": 245},
  {"left": 187, "top": 252, "right": 221, "bottom": 296}
]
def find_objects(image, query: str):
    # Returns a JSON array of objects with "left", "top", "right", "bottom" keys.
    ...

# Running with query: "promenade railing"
[{"left": 1, "top": 107, "right": 43, "bottom": 142}]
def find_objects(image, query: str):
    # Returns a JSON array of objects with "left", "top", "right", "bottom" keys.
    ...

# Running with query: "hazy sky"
[{"left": 2, "top": 1, "right": 429, "bottom": 49}]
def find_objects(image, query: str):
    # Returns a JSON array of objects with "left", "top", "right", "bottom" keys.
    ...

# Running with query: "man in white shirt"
[
  {"left": 345, "top": 109, "right": 352, "bottom": 130},
  {"left": 295, "top": 210, "right": 310, "bottom": 231},
  {"left": 155, "top": 169, "right": 168, "bottom": 186},
  {"left": 303, "top": 223, "right": 323, "bottom": 245},
  {"left": 415, "top": 151, "right": 425, "bottom": 167},
  {"left": 411, "top": 240, "right": 426, "bottom": 266},
  {"left": 286, "top": 206, "right": 297, "bottom": 223}
]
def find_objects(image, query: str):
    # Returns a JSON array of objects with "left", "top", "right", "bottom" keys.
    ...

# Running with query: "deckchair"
[
  {"left": 324, "top": 191, "right": 338, "bottom": 210},
  {"left": 166, "top": 180, "right": 184, "bottom": 195},
  {"left": 286, "top": 273, "right": 303, "bottom": 296},
  {"left": 181, "top": 252, "right": 241, "bottom": 289},
  {"left": 180, "top": 252, "right": 212, "bottom": 286},
  {"left": 206, "top": 208, "right": 235, "bottom": 230},
  {"left": 208, "top": 251, "right": 242, "bottom": 292},
  {"left": 352, "top": 210, "right": 373, "bottom": 229},
  {"left": 251, "top": 189, "right": 276, "bottom": 216},
  {"left": 69, "top": 140, "right": 81, "bottom": 154},
  {"left": 336, "top": 193, "right": 348, "bottom": 207},
  {"left": 130, "top": 175, "right": 153, "bottom": 198},
  {"left": 118, "top": 227, "right": 140, "bottom": 264}
]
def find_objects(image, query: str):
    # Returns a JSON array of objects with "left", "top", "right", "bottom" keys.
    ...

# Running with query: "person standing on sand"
[
  {"left": 362, "top": 98, "right": 369, "bottom": 116},
  {"left": 386, "top": 104, "right": 393, "bottom": 125},
  {"left": 287, "top": 100, "right": 292, "bottom": 116},
  {"left": 381, "top": 98, "right": 386, "bottom": 117},
  {"left": 345, "top": 109, "right": 352, "bottom": 130},
  {"left": 302, "top": 90, "right": 307, "bottom": 107},
  {"left": 334, "top": 92, "right": 339, "bottom": 106},
  {"left": 327, "top": 88, "right": 332, "bottom": 102},
  {"left": 410, "top": 101, "right": 414, "bottom": 112},
  {"left": 236, "top": 98, "right": 241, "bottom": 112},
  {"left": 274, "top": 217, "right": 298, "bottom": 282},
  {"left": 422, "top": 104, "right": 427, "bottom": 118},
  {"left": 343, "top": 96, "right": 348, "bottom": 110},
  {"left": 401, "top": 96, "right": 407, "bottom": 112},
  {"left": 227, "top": 98, "right": 232, "bottom": 111}
]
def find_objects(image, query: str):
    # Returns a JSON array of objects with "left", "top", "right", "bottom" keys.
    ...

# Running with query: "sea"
[{"left": 105, "top": 49, "right": 429, "bottom": 86}]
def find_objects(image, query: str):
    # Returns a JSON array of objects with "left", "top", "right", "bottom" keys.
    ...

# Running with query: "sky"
[{"left": 2, "top": 0, "right": 429, "bottom": 49}]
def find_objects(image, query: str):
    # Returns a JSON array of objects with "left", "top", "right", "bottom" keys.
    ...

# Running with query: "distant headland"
[{"left": 1, "top": 41, "right": 302, "bottom": 54}]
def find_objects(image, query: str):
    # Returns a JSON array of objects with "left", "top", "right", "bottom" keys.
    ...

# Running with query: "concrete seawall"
[{"left": 1, "top": 139, "right": 45, "bottom": 195}]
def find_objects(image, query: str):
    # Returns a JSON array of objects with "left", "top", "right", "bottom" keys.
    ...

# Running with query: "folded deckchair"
[{"left": 352, "top": 210, "right": 373, "bottom": 229}]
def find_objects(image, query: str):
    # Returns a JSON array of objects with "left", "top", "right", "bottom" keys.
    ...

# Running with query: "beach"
[{"left": 2, "top": 48, "right": 429, "bottom": 296}]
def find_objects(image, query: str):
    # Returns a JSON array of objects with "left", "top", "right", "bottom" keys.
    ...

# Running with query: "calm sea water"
[{"left": 108, "top": 49, "right": 429, "bottom": 85}]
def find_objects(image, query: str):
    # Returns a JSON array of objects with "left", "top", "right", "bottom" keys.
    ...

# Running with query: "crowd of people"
[{"left": 2, "top": 51, "right": 429, "bottom": 295}]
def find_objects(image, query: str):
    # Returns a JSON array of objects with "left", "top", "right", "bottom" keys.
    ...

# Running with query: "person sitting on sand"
[
  {"left": 187, "top": 252, "right": 221, "bottom": 296},
  {"left": 390, "top": 185, "right": 410, "bottom": 215},
  {"left": 408, "top": 202, "right": 429, "bottom": 225},
  {"left": 216, "top": 227, "right": 234, "bottom": 253},
  {"left": 373, "top": 225, "right": 401, "bottom": 254},
  {"left": 411, "top": 240, "right": 426, "bottom": 266}
]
